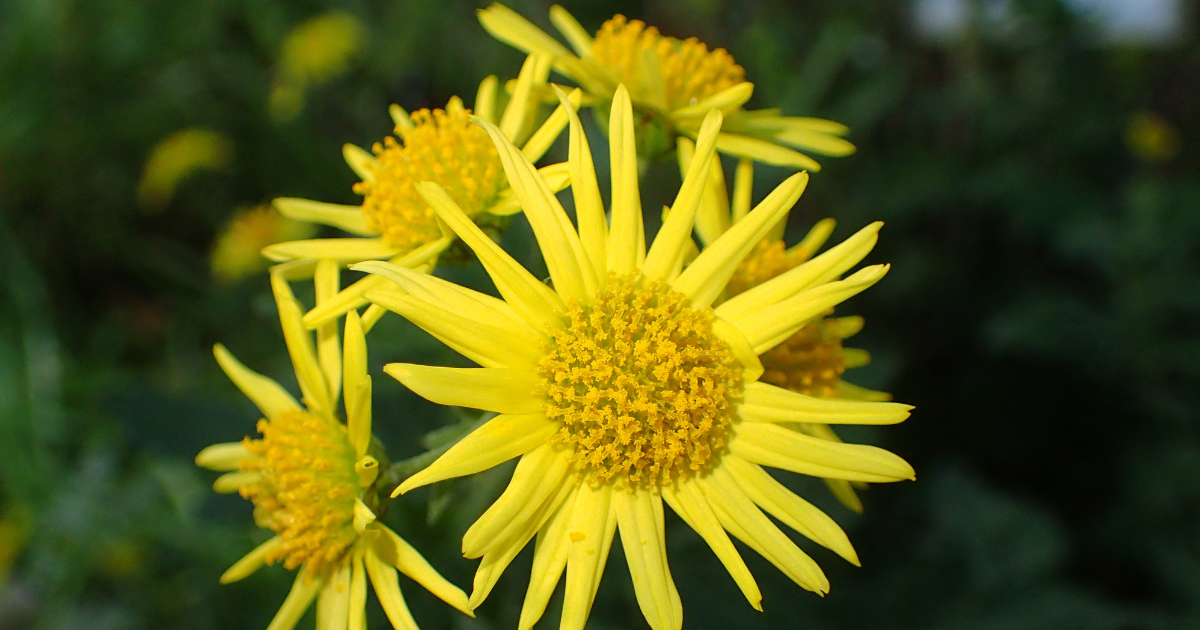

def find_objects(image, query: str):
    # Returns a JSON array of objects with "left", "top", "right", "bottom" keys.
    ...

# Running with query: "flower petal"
[
  {"left": 348, "top": 552, "right": 368, "bottom": 630},
  {"left": 272, "top": 273, "right": 331, "bottom": 414},
  {"left": 522, "top": 88, "right": 581, "bottom": 163},
  {"left": 739, "top": 381, "right": 911, "bottom": 425},
  {"left": 364, "top": 550, "right": 419, "bottom": 630},
  {"left": 730, "top": 422, "right": 915, "bottom": 483},
  {"left": 607, "top": 85, "right": 644, "bottom": 275},
  {"left": 561, "top": 483, "right": 617, "bottom": 630},
  {"left": 219, "top": 536, "right": 282, "bottom": 584},
  {"left": 262, "top": 238, "right": 401, "bottom": 264},
  {"left": 554, "top": 86, "right": 607, "bottom": 276},
  {"left": 316, "top": 558, "right": 351, "bottom": 630},
  {"left": 676, "top": 137, "right": 731, "bottom": 249},
  {"left": 314, "top": 260, "right": 342, "bottom": 406},
  {"left": 518, "top": 486, "right": 575, "bottom": 630},
  {"left": 384, "top": 364, "right": 541, "bottom": 415},
  {"left": 343, "top": 310, "right": 371, "bottom": 457},
  {"left": 371, "top": 525, "right": 470, "bottom": 613},
  {"left": 266, "top": 571, "right": 322, "bottom": 630},
  {"left": 342, "top": 144, "right": 376, "bottom": 182},
  {"left": 273, "top": 198, "right": 373, "bottom": 236},
  {"left": 195, "top": 442, "right": 250, "bottom": 471},
  {"left": 614, "top": 488, "right": 683, "bottom": 630},
  {"left": 670, "top": 82, "right": 754, "bottom": 121},
  {"left": 662, "top": 481, "right": 761, "bottom": 610},
  {"left": 730, "top": 159, "right": 753, "bottom": 226},
  {"left": 397, "top": 413, "right": 557, "bottom": 493},
  {"left": 213, "top": 344, "right": 301, "bottom": 418},
  {"left": 715, "top": 133, "right": 821, "bottom": 171},
  {"left": 475, "top": 75, "right": 499, "bottom": 124},
  {"left": 500, "top": 54, "right": 551, "bottom": 145},
  {"left": 463, "top": 445, "right": 571, "bottom": 558},
  {"left": 549, "top": 5, "right": 593, "bottom": 56}
]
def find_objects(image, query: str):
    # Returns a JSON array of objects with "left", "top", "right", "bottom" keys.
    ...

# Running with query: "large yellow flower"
[
  {"left": 478, "top": 4, "right": 855, "bottom": 169},
  {"left": 264, "top": 53, "right": 578, "bottom": 332},
  {"left": 355, "top": 86, "right": 913, "bottom": 630},
  {"left": 195, "top": 262, "right": 470, "bottom": 630}
]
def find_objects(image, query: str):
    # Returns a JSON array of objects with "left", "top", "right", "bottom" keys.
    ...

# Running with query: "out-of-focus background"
[{"left": 0, "top": 0, "right": 1197, "bottom": 628}]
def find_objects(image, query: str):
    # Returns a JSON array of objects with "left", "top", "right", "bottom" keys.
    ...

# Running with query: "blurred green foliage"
[{"left": 0, "top": 0, "right": 1197, "bottom": 629}]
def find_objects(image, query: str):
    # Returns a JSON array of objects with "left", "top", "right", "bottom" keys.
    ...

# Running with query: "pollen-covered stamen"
[
  {"left": 354, "top": 103, "right": 507, "bottom": 250},
  {"left": 538, "top": 274, "right": 743, "bottom": 487},
  {"left": 591, "top": 15, "right": 745, "bottom": 111},
  {"left": 238, "top": 410, "right": 360, "bottom": 574}
]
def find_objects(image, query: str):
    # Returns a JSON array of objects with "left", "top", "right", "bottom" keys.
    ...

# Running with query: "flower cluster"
[{"left": 196, "top": 5, "right": 914, "bottom": 630}]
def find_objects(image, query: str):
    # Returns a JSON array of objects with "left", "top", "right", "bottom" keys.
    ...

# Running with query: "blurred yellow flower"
[
  {"left": 136, "top": 128, "right": 233, "bottom": 211},
  {"left": 0, "top": 506, "right": 30, "bottom": 587},
  {"left": 358, "top": 86, "right": 912, "bottom": 630},
  {"left": 1126, "top": 111, "right": 1181, "bottom": 163},
  {"left": 269, "top": 12, "right": 365, "bottom": 122},
  {"left": 210, "top": 205, "right": 317, "bottom": 283},
  {"left": 266, "top": 54, "right": 577, "bottom": 332},
  {"left": 196, "top": 266, "right": 470, "bottom": 630},
  {"left": 479, "top": 3, "right": 856, "bottom": 168}
]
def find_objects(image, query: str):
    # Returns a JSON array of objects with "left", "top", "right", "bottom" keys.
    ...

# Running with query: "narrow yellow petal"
[
  {"left": 262, "top": 238, "right": 401, "bottom": 263},
  {"left": 675, "top": 137, "right": 730, "bottom": 249},
  {"left": 549, "top": 5, "right": 593, "bottom": 56},
  {"left": 670, "top": 82, "right": 754, "bottom": 120},
  {"left": 389, "top": 104, "right": 414, "bottom": 130},
  {"left": 643, "top": 109, "right": 723, "bottom": 282},
  {"left": 414, "top": 181, "right": 565, "bottom": 331},
  {"left": 353, "top": 499, "right": 376, "bottom": 534},
  {"left": 273, "top": 198, "right": 373, "bottom": 236},
  {"left": 739, "top": 381, "right": 911, "bottom": 425},
  {"left": 314, "top": 260, "right": 342, "bottom": 406},
  {"left": 715, "top": 133, "right": 821, "bottom": 171},
  {"left": 363, "top": 288, "right": 542, "bottom": 369},
  {"left": 835, "top": 380, "right": 893, "bottom": 401},
  {"left": 475, "top": 75, "right": 499, "bottom": 124},
  {"left": 397, "top": 413, "right": 557, "bottom": 493},
  {"left": 788, "top": 218, "right": 837, "bottom": 261},
  {"left": 371, "top": 525, "right": 470, "bottom": 613},
  {"left": 272, "top": 273, "right": 331, "bottom": 414},
  {"left": 486, "top": 162, "right": 571, "bottom": 218},
  {"left": 841, "top": 347, "right": 871, "bottom": 369},
  {"left": 213, "top": 344, "right": 301, "bottom": 418},
  {"left": 723, "top": 456, "right": 859, "bottom": 565},
  {"left": 383, "top": 364, "right": 541, "bottom": 415},
  {"left": 561, "top": 483, "right": 616, "bottom": 630},
  {"left": 772, "top": 128, "right": 856, "bottom": 157},
  {"left": 673, "top": 172, "right": 809, "bottom": 308},
  {"left": 500, "top": 54, "right": 544, "bottom": 143},
  {"left": 517, "top": 487, "right": 576, "bottom": 630},
  {"left": 348, "top": 552, "right": 368, "bottom": 630},
  {"left": 662, "top": 481, "right": 761, "bottom": 610},
  {"left": 195, "top": 442, "right": 250, "bottom": 472},
  {"left": 477, "top": 4, "right": 576, "bottom": 69},
  {"left": 554, "top": 86, "right": 607, "bottom": 275},
  {"left": 717, "top": 222, "right": 881, "bottom": 324},
  {"left": 219, "top": 536, "right": 282, "bottom": 584},
  {"left": 364, "top": 550, "right": 419, "bottom": 630},
  {"left": 521, "top": 88, "right": 582, "bottom": 163},
  {"left": 733, "top": 264, "right": 889, "bottom": 354},
  {"left": 213, "top": 471, "right": 258, "bottom": 493},
  {"left": 474, "top": 118, "right": 597, "bottom": 301},
  {"left": 607, "top": 85, "right": 643, "bottom": 275},
  {"left": 316, "top": 559, "right": 351, "bottom": 630},
  {"left": 825, "top": 478, "right": 865, "bottom": 513},
  {"left": 463, "top": 445, "right": 571, "bottom": 558},
  {"left": 343, "top": 310, "right": 371, "bottom": 457},
  {"left": 701, "top": 469, "right": 829, "bottom": 594},
  {"left": 342, "top": 144, "right": 376, "bottom": 182},
  {"left": 615, "top": 489, "right": 682, "bottom": 630},
  {"left": 730, "top": 422, "right": 915, "bottom": 482},
  {"left": 728, "top": 114, "right": 849, "bottom": 137},
  {"left": 730, "top": 159, "right": 753, "bottom": 226},
  {"left": 266, "top": 571, "right": 322, "bottom": 630},
  {"left": 712, "top": 318, "right": 764, "bottom": 383}
]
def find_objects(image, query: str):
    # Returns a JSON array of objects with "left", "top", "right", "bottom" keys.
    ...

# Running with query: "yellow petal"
[
  {"left": 272, "top": 273, "right": 331, "bottom": 414},
  {"left": 554, "top": 86, "right": 607, "bottom": 275},
  {"left": 733, "top": 264, "right": 889, "bottom": 354},
  {"left": 314, "top": 260, "right": 342, "bottom": 406},
  {"left": 715, "top": 133, "right": 821, "bottom": 171},
  {"left": 643, "top": 109, "right": 722, "bottom": 282},
  {"left": 712, "top": 317, "right": 764, "bottom": 383},
  {"left": 342, "top": 144, "right": 376, "bottom": 182},
  {"left": 364, "top": 550, "right": 419, "bottom": 630},
  {"left": 348, "top": 552, "right": 368, "bottom": 630},
  {"left": 788, "top": 218, "right": 837, "bottom": 261},
  {"left": 674, "top": 172, "right": 809, "bottom": 308},
  {"left": 262, "top": 238, "right": 401, "bottom": 263},
  {"left": 213, "top": 343, "right": 300, "bottom": 418},
  {"left": 701, "top": 469, "right": 829, "bottom": 594},
  {"left": 730, "top": 422, "right": 915, "bottom": 482},
  {"left": 315, "top": 559, "right": 351, "bottom": 630},
  {"left": 477, "top": 4, "right": 576, "bottom": 71},
  {"left": 521, "top": 88, "right": 581, "bottom": 163},
  {"left": 389, "top": 104, "right": 414, "bottom": 130},
  {"left": 517, "top": 487, "right": 576, "bottom": 630},
  {"left": 717, "top": 221, "right": 881, "bottom": 323},
  {"left": 383, "top": 364, "right": 541, "bottom": 415},
  {"left": 739, "top": 381, "right": 911, "bottom": 425},
  {"left": 549, "top": 5, "right": 593, "bottom": 56},
  {"left": 675, "top": 137, "right": 730, "bottom": 249},
  {"left": 614, "top": 488, "right": 683, "bottom": 630},
  {"left": 607, "top": 85, "right": 643, "bottom": 275},
  {"left": 266, "top": 571, "right": 322, "bottom": 630},
  {"left": 343, "top": 310, "right": 371, "bottom": 457},
  {"left": 670, "top": 82, "right": 754, "bottom": 120},
  {"left": 219, "top": 536, "right": 282, "bottom": 584},
  {"left": 474, "top": 75, "right": 499, "bottom": 124},
  {"left": 662, "top": 481, "right": 761, "bottom": 610},
  {"left": 463, "top": 445, "right": 571, "bottom": 558},
  {"left": 273, "top": 198, "right": 373, "bottom": 236},
  {"left": 771, "top": 128, "right": 856, "bottom": 157},
  {"left": 397, "top": 413, "right": 557, "bottom": 493},
  {"left": 414, "top": 181, "right": 565, "bottom": 331},
  {"left": 353, "top": 499, "right": 376, "bottom": 534},
  {"left": 372, "top": 525, "right": 470, "bottom": 613},
  {"left": 561, "top": 483, "right": 616, "bottom": 630},
  {"left": 723, "top": 456, "right": 859, "bottom": 565},
  {"left": 730, "top": 159, "right": 753, "bottom": 226},
  {"left": 825, "top": 478, "right": 864, "bottom": 514},
  {"left": 500, "top": 54, "right": 550, "bottom": 144},
  {"left": 474, "top": 118, "right": 597, "bottom": 301},
  {"left": 195, "top": 442, "right": 250, "bottom": 471},
  {"left": 835, "top": 380, "right": 893, "bottom": 402},
  {"left": 213, "top": 471, "right": 258, "bottom": 493}
]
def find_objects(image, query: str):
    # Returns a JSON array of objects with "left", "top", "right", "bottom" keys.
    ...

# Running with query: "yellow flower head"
[
  {"left": 136, "top": 128, "right": 233, "bottom": 211},
  {"left": 479, "top": 3, "right": 856, "bottom": 168},
  {"left": 211, "top": 205, "right": 316, "bottom": 282},
  {"left": 196, "top": 263, "right": 469, "bottom": 630},
  {"left": 262, "top": 55, "right": 578, "bottom": 334},
  {"left": 269, "top": 12, "right": 365, "bottom": 122},
  {"left": 357, "top": 86, "right": 913, "bottom": 630}
]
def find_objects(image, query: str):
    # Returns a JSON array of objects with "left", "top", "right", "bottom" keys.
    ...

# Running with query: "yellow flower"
[
  {"left": 478, "top": 3, "right": 856, "bottom": 168},
  {"left": 136, "top": 128, "right": 233, "bottom": 211},
  {"left": 211, "top": 205, "right": 317, "bottom": 282},
  {"left": 196, "top": 262, "right": 470, "bottom": 630},
  {"left": 269, "top": 12, "right": 365, "bottom": 122},
  {"left": 265, "top": 54, "right": 578, "bottom": 333},
  {"left": 356, "top": 86, "right": 913, "bottom": 630}
]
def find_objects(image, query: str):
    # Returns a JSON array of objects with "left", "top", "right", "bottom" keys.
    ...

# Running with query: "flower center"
[
  {"left": 353, "top": 103, "right": 507, "bottom": 250},
  {"left": 239, "top": 410, "right": 359, "bottom": 573},
  {"left": 730, "top": 239, "right": 847, "bottom": 398},
  {"left": 539, "top": 274, "right": 743, "bottom": 487},
  {"left": 591, "top": 15, "right": 745, "bottom": 112}
]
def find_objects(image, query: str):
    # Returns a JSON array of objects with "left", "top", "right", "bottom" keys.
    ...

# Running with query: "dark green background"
[{"left": 0, "top": 0, "right": 1197, "bottom": 628}]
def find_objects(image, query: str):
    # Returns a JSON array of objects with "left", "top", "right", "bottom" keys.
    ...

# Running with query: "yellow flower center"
[
  {"left": 353, "top": 104, "right": 506, "bottom": 250},
  {"left": 730, "top": 239, "right": 847, "bottom": 398},
  {"left": 239, "top": 410, "right": 359, "bottom": 573},
  {"left": 591, "top": 15, "right": 745, "bottom": 112},
  {"left": 539, "top": 274, "right": 743, "bottom": 487}
]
